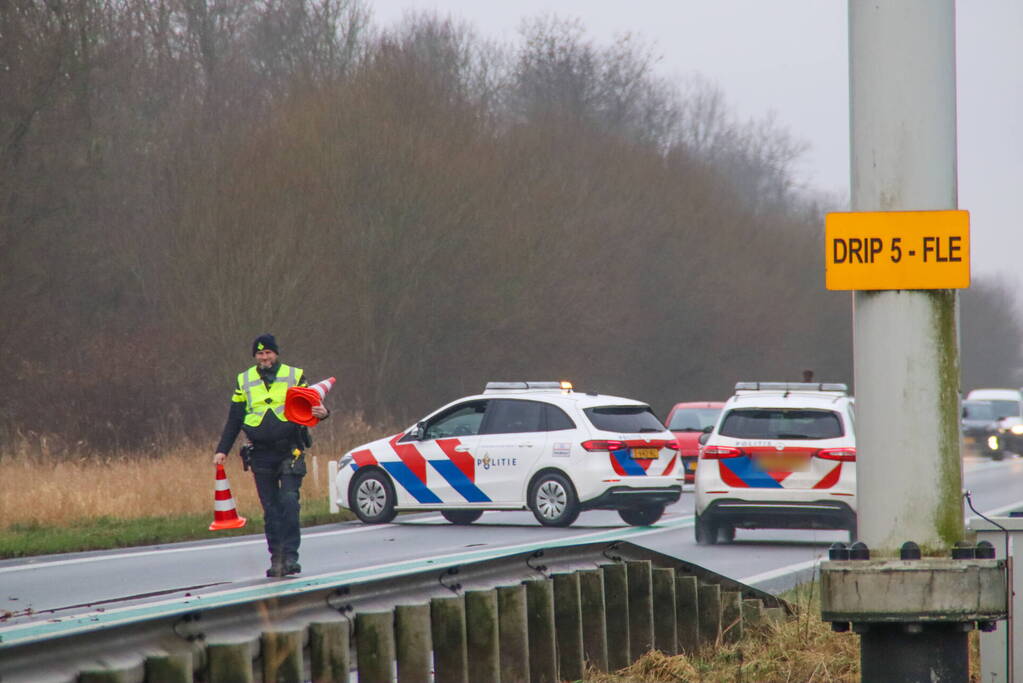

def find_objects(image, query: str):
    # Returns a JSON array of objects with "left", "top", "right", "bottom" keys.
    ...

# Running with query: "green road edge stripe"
[{"left": 1, "top": 515, "right": 694, "bottom": 647}]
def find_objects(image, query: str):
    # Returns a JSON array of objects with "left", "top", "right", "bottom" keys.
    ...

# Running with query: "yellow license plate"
[
  {"left": 756, "top": 455, "right": 809, "bottom": 472},
  {"left": 964, "top": 436, "right": 976, "bottom": 444},
  {"left": 687, "top": 461, "right": 697, "bottom": 471},
  {"left": 632, "top": 448, "right": 659, "bottom": 460}
]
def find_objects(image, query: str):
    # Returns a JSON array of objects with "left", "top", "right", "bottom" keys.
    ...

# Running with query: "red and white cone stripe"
[
  {"left": 309, "top": 376, "right": 336, "bottom": 399},
  {"left": 210, "top": 464, "right": 247, "bottom": 530}
]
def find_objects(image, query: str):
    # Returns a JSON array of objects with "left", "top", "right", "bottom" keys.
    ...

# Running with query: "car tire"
[
  {"left": 528, "top": 472, "right": 580, "bottom": 527},
  {"left": 350, "top": 469, "right": 397, "bottom": 524},
  {"left": 695, "top": 513, "right": 717, "bottom": 545},
  {"left": 618, "top": 504, "right": 665, "bottom": 527},
  {"left": 441, "top": 510, "right": 484, "bottom": 525}
]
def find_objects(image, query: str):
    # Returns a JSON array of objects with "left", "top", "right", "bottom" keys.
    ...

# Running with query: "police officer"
[{"left": 214, "top": 334, "right": 328, "bottom": 577}]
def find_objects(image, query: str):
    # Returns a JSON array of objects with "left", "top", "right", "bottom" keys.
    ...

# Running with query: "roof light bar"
[
  {"left": 734, "top": 381, "right": 848, "bottom": 393},
  {"left": 484, "top": 380, "right": 574, "bottom": 393}
]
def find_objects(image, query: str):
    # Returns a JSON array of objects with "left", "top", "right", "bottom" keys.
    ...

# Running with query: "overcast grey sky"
[{"left": 369, "top": 1, "right": 1021, "bottom": 292}]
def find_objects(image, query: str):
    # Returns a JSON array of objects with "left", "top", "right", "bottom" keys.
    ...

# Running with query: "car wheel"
[
  {"left": 618, "top": 504, "right": 665, "bottom": 526},
  {"left": 528, "top": 472, "right": 580, "bottom": 527},
  {"left": 441, "top": 510, "right": 484, "bottom": 525},
  {"left": 350, "top": 469, "right": 397, "bottom": 524},
  {"left": 695, "top": 513, "right": 717, "bottom": 545}
]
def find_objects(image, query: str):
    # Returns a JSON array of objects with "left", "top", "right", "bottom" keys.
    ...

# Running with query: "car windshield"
[
  {"left": 963, "top": 401, "right": 995, "bottom": 420},
  {"left": 667, "top": 407, "right": 721, "bottom": 431},
  {"left": 719, "top": 408, "right": 844, "bottom": 440},
  {"left": 987, "top": 400, "right": 1020, "bottom": 420},
  {"left": 584, "top": 405, "right": 665, "bottom": 433}
]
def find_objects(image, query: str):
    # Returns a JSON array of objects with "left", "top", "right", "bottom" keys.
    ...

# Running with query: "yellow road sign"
[{"left": 825, "top": 210, "right": 970, "bottom": 290}]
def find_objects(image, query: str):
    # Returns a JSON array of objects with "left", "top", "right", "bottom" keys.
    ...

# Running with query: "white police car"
[
  {"left": 694, "top": 382, "right": 857, "bottom": 544},
  {"left": 329, "top": 381, "right": 683, "bottom": 527}
]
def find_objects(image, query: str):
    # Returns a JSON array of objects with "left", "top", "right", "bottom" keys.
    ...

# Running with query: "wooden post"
[
  {"left": 145, "top": 651, "right": 192, "bottom": 683},
  {"left": 524, "top": 578, "right": 558, "bottom": 683},
  {"left": 497, "top": 584, "right": 531, "bottom": 683},
  {"left": 553, "top": 572, "right": 584, "bottom": 681},
  {"left": 465, "top": 589, "right": 501, "bottom": 683},
  {"left": 207, "top": 640, "right": 256, "bottom": 683},
  {"left": 601, "top": 563, "right": 631, "bottom": 670},
  {"left": 262, "top": 630, "right": 303, "bottom": 683},
  {"left": 652, "top": 568, "right": 677, "bottom": 655},
  {"left": 78, "top": 671, "right": 135, "bottom": 683},
  {"left": 356, "top": 610, "right": 396, "bottom": 683},
  {"left": 742, "top": 598, "right": 765, "bottom": 635},
  {"left": 675, "top": 575, "right": 700, "bottom": 654},
  {"left": 721, "top": 591, "right": 743, "bottom": 644},
  {"left": 431, "top": 595, "right": 469, "bottom": 683},
  {"left": 578, "top": 568, "right": 609, "bottom": 672},
  {"left": 309, "top": 619, "right": 350, "bottom": 683},
  {"left": 697, "top": 584, "right": 722, "bottom": 647},
  {"left": 395, "top": 603, "right": 432, "bottom": 683},
  {"left": 626, "top": 560, "right": 654, "bottom": 659}
]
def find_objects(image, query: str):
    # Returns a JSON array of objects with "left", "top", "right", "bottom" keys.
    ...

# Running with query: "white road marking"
[
  {"left": 741, "top": 558, "right": 822, "bottom": 586},
  {"left": 0, "top": 515, "right": 444, "bottom": 574}
]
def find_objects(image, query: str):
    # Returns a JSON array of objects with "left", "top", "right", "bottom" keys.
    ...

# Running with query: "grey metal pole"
[{"left": 849, "top": 0, "right": 964, "bottom": 552}]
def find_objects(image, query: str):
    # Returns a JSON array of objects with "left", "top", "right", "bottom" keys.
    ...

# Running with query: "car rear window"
[
  {"left": 584, "top": 405, "right": 664, "bottom": 433},
  {"left": 719, "top": 408, "right": 844, "bottom": 439},
  {"left": 667, "top": 408, "right": 721, "bottom": 431}
]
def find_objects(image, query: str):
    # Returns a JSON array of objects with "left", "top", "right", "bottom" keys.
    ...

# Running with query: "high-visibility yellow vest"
[{"left": 235, "top": 364, "right": 302, "bottom": 427}]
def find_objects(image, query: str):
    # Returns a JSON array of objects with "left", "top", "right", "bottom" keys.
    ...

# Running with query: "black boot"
[
  {"left": 283, "top": 557, "right": 301, "bottom": 575},
  {"left": 266, "top": 556, "right": 285, "bottom": 578}
]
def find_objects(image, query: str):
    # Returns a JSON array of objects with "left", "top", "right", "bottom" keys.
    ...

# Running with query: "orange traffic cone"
[
  {"left": 284, "top": 376, "right": 336, "bottom": 426},
  {"left": 209, "top": 464, "right": 247, "bottom": 531}
]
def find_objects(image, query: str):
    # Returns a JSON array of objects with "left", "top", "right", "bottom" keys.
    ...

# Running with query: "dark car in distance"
[
  {"left": 961, "top": 399, "right": 1005, "bottom": 460},
  {"left": 665, "top": 401, "right": 725, "bottom": 483}
]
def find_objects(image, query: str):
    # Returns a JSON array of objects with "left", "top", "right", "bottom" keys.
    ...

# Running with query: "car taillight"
[
  {"left": 817, "top": 447, "right": 856, "bottom": 462},
  {"left": 663, "top": 439, "right": 680, "bottom": 450},
  {"left": 701, "top": 445, "right": 742, "bottom": 459},
  {"left": 582, "top": 439, "right": 627, "bottom": 452}
]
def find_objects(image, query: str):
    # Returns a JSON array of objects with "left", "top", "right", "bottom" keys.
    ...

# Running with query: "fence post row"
[{"left": 72, "top": 562, "right": 783, "bottom": 682}]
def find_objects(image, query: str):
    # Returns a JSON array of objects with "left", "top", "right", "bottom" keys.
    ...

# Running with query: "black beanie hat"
[{"left": 252, "top": 333, "right": 279, "bottom": 356}]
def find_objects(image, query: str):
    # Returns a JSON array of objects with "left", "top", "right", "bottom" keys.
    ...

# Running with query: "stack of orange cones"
[
  {"left": 209, "top": 464, "right": 247, "bottom": 531},
  {"left": 284, "top": 376, "right": 336, "bottom": 426}
]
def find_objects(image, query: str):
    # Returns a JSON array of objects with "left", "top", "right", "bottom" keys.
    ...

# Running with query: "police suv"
[
  {"left": 694, "top": 382, "right": 857, "bottom": 544},
  {"left": 329, "top": 382, "right": 683, "bottom": 527}
]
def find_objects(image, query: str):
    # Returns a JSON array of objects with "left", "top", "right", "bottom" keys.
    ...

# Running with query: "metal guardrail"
[{"left": 1, "top": 538, "right": 790, "bottom": 682}]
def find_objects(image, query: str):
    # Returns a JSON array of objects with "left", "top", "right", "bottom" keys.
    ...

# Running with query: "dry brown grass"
[
  {"left": 585, "top": 586, "right": 983, "bottom": 683},
  {"left": 0, "top": 412, "right": 392, "bottom": 528},
  {"left": 584, "top": 593, "right": 862, "bottom": 683}
]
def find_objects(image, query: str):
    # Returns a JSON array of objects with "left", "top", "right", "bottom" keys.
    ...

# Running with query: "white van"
[{"left": 965, "top": 388, "right": 1022, "bottom": 421}]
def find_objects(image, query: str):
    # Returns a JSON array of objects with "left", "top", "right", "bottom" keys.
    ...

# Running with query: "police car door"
[
  {"left": 475, "top": 399, "right": 549, "bottom": 502},
  {"left": 420, "top": 400, "right": 488, "bottom": 505}
]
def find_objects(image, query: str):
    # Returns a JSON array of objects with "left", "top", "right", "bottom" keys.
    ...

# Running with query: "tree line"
[{"left": 2, "top": 1, "right": 1019, "bottom": 452}]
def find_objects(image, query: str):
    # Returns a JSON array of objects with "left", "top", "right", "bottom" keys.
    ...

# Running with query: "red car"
[{"left": 665, "top": 401, "right": 725, "bottom": 483}]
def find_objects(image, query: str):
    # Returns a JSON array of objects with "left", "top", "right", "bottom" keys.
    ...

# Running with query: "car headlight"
[
  {"left": 1010, "top": 425, "right": 1023, "bottom": 435},
  {"left": 988, "top": 435, "right": 1001, "bottom": 450}
]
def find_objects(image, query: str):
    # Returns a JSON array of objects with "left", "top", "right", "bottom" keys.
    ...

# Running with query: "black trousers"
[{"left": 251, "top": 452, "right": 305, "bottom": 563}]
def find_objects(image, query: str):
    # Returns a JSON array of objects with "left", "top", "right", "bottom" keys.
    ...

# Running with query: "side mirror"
[
  {"left": 698, "top": 432, "right": 710, "bottom": 445},
  {"left": 702, "top": 425, "right": 714, "bottom": 433},
  {"left": 410, "top": 421, "right": 427, "bottom": 441}
]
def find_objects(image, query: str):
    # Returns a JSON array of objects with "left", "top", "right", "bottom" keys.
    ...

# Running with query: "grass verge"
[
  {"left": 0, "top": 498, "right": 353, "bottom": 559},
  {"left": 584, "top": 583, "right": 861, "bottom": 683}
]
